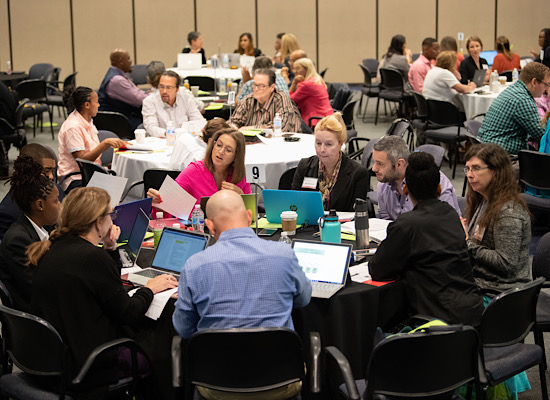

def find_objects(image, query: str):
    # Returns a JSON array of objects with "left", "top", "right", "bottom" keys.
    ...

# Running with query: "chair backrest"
[
  {"left": 185, "top": 328, "right": 304, "bottom": 393},
  {"left": 464, "top": 119, "right": 482, "bottom": 137},
  {"left": 278, "top": 167, "right": 297, "bottom": 190},
  {"left": 76, "top": 158, "right": 109, "bottom": 186},
  {"left": 63, "top": 72, "right": 78, "bottom": 90},
  {"left": 500, "top": 70, "right": 513, "bottom": 82},
  {"left": 28, "top": 63, "right": 54, "bottom": 80},
  {"left": 93, "top": 111, "right": 134, "bottom": 139},
  {"left": 362, "top": 137, "right": 380, "bottom": 170},
  {"left": 518, "top": 150, "right": 550, "bottom": 191},
  {"left": 379, "top": 68, "right": 404, "bottom": 92},
  {"left": 130, "top": 64, "right": 148, "bottom": 85},
  {"left": 358, "top": 64, "right": 373, "bottom": 86},
  {"left": 362, "top": 59, "right": 379, "bottom": 79},
  {"left": 319, "top": 68, "right": 328, "bottom": 79},
  {"left": 0, "top": 304, "right": 66, "bottom": 377},
  {"left": 15, "top": 79, "right": 47, "bottom": 102},
  {"left": 186, "top": 76, "right": 216, "bottom": 92},
  {"left": 365, "top": 325, "right": 479, "bottom": 400},
  {"left": 415, "top": 144, "right": 445, "bottom": 168},
  {"left": 97, "top": 130, "right": 120, "bottom": 165},
  {"left": 327, "top": 82, "right": 350, "bottom": 101},
  {"left": 426, "top": 99, "right": 461, "bottom": 127},
  {"left": 481, "top": 277, "right": 544, "bottom": 347},
  {"left": 341, "top": 97, "right": 358, "bottom": 130},
  {"left": 386, "top": 118, "right": 413, "bottom": 139},
  {"left": 331, "top": 86, "right": 352, "bottom": 111},
  {"left": 0, "top": 279, "right": 13, "bottom": 307},
  {"left": 412, "top": 92, "right": 428, "bottom": 118},
  {"left": 143, "top": 169, "right": 181, "bottom": 196},
  {"left": 533, "top": 232, "right": 550, "bottom": 281}
]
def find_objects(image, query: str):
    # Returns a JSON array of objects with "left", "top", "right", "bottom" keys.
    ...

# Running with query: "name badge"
[
  {"left": 482, "top": 64, "right": 488, "bottom": 70},
  {"left": 302, "top": 177, "right": 318, "bottom": 189}
]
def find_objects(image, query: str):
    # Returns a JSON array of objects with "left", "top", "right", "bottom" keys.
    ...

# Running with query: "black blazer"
[
  {"left": 291, "top": 153, "right": 369, "bottom": 212},
  {"left": 459, "top": 56, "right": 488, "bottom": 84},
  {"left": 0, "top": 214, "right": 40, "bottom": 311}
]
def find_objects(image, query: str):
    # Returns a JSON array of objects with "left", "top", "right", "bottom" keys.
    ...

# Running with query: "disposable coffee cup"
[
  {"left": 191, "top": 86, "right": 199, "bottom": 97},
  {"left": 280, "top": 211, "right": 298, "bottom": 235},
  {"left": 134, "top": 128, "right": 146, "bottom": 144},
  {"left": 175, "top": 128, "right": 185, "bottom": 139},
  {"left": 498, "top": 76, "right": 507, "bottom": 86}
]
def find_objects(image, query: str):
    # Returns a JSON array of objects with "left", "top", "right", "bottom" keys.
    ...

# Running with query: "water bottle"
[
  {"left": 188, "top": 121, "right": 195, "bottom": 136},
  {"left": 6, "top": 61, "right": 12, "bottom": 75},
  {"left": 211, "top": 55, "right": 219, "bottom": 69},
  {"left": 273, "top": 113, "right": 282, "bottom": 137},
  {"left": 218, "top": 78, "right": 226, "bottom": 93},
  {"left": 512, "top": 68, "right": 519, "bottom": 83},
  {"left": 183, "top": 79, "right": 190, "bottom": 90},
  {"left": 153, "top": 212, "right": 165, "bottom": 248},
  {"left": 166, "top": 121, "right": 176, "bottom": 146},
  {"left": 319, "top": 209, "right": 341, "bottom": 244},
  {"left": 278, "top": 232, "right": 292, "bottom": 245},
  {"left": 222, "top": 54, "right": 229, "bottom": 69},
  {"left": 191, "top": 205, "right": 205, "bottom": 232},
  {"left": 354, "top": 199, "right": 370, "bottom": 249}
]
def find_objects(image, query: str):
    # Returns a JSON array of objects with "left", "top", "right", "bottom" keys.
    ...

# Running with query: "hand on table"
[
  {"left": 103, "top": 138, "right": 128, "bottom": 149},
  {"left": 466, "top": 81, "right": 477, "bottom": 92},
  {"left": 145, "top": 274, "right": 178, "bottom": 294},
  {"left": 221, "top": 181, "right": 243, "bottom": 194}
]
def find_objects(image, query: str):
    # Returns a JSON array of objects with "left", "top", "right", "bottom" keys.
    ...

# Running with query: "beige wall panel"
[
  {"left": 0, "top": 0, "right": 10, "bottom": 72},
  {"left": 197, "top": 0, "right": 255, "bottom": 56},
  {"left": 497, "top": 0, "right": 550, "bottom": 57},
  {"left": 257, "top": 1, "right": 316, "bottom": 63},
  {"left": 378, "top": 0, "right": 436, "bottom": 58},
  {"left": 318, "top": 0, "right": 376, "bottom": 83},
  {"left": 73, "top": 0, "right": 133, "bottom": 88},
  {"left": 10, "top": 0, "right": 72, "bottom": 78},
  {"left": 135, "top": 0, "right": 194, "bottom": 67},
  {"left": 438, "top": 0, "right": 494, "bottom": 56}
]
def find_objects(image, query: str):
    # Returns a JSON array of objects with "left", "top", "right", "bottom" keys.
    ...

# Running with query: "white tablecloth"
[
  {"left": 460, "top": 83, "right": 511, "bottom": 120},
  {"left": 168, "top": 67, "right": 242, "bottom": 81},
  {"left": 112, "top": 134, "right": 316, "bottom": 197}
]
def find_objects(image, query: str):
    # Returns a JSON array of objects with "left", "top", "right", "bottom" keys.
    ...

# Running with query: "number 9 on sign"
[{"left": 246, "top": 164, "right": 266, "bottom": 183}]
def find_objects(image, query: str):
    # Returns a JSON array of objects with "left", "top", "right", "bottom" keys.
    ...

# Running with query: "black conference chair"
[
  {"left": 361, "top": 59, "right": 379, "bottom": 80},
  {"left": 415, "top": 144, "right": 445, "bottom": 168},
  {"left": 186, "top": 76, "right": 216, "bottom": 92},
  {"left": 357, "top": 64, "right": 379, "bottom": 122},
  {"left": 0, "top": 82, "right": 28, "bottom": 176},
  {"left": 518, "top": 150, "right": 550, "bottom": 213},
  {"left": 93, "top": 111, "right": 134, "bottom": 140},
  {"left": 347, "top": 137, "right": 369, "bottom": 159},
  {"left": 122, "top": 168, "right": 181, "bottom": 200},
  {"left": 0, "top": 304, "right": 145, "bottom": 400},
  {"left": 75, "top": 158, "right": 116, "bottom": 187},
  {"left": 423, "top": 100, "right": 468, "bottom": 179},
  {"left": 319, "top": 68, "right": 328, "bottom": 79},
  {"left": 375, "top": 68, "right": 407, "bottom": 125},
  {"left": 97, "top": 130, "right": 120, "bottom": 165},
  {"left": 28, "top": 63, "right": 54, "bottom": 81},
  {"left": 45, "top": 71, "right": 77, "bottom": 118},
  {"left": 129, "top": 64, "right": 148, "bottom": 85},
  {"left": 278, "top": 167, "right": 297, "bottom": 190},
  {"left": 323, "top": 324, "right": 481, "bottom": 399},
  {"left": 15, "top": 79, "right": 54, "bottom": 139},
  {"left": 385, "top": 117, "right": 414, "bottom": 149},
  {"left": 172, "top": 328, "right": 319, "bottom": 400},
  {"left": 533, "top": 232, "right": 550, "bottom": 372}
]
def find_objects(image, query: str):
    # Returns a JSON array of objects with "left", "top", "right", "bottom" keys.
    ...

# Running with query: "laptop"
[
  {"left": 115, "top": 197, "right": 153, "bottom": 242},
  {"left": 472, "top": 69, "right": 487, "bottom": 87},
  {"left": 291, "top": 239, "right": 352, "bottom": 299},
  {"left": 200, "top": 194, "right": 258, "bottom": 222},
  {"left": 119, "top": 209, "right": 150, "bottom": 268},
  {"left": 177, "top": 53, "right": 202, "bottom": 70},
  {"left": 480, "top": 50, "right": 498, "bottom": 67},
  {"left": 263, "top": 190, "right": 325, "bottom": 225},
  {"left": 221, "top": 53, "right": 240, "bottom": 68},
  {"left": 128, "top": 227, "right": 210, "bottom": 286}
]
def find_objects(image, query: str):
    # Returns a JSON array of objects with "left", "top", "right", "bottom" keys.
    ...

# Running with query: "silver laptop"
[
  {"left": 128, "top": 227, "right": 210, "bottom": 285},
  {"left": 291, "top": 239, "right": 352, "bottom": 299},
  {"left": 119, "top": 209, "right": 149, "bottom": 268},
  {"left": 177, "top": 53, "right": 202, "bottom": 70}
]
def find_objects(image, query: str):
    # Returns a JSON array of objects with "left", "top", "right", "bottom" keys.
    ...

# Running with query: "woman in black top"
[
  {"left": 182, "top": 31, "right": 206, "bottom": 65},
  {"left": 235, "top": 32, "right": 262, "bottom": 57},
  {"left": 459, "top": 35, "right": 489, "bottom": 84}
]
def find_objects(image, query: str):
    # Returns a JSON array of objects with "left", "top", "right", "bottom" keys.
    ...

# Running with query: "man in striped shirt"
[{"left": 230, "top": 68, "right": 302, "bottom": 132}]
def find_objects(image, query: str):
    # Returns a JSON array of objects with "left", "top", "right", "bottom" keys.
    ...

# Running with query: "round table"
[
  {"left": 169, "top": 67, "right": 242, "bottom": 81},
  {"left": 0, "top": 72, "right": 29, "bottom": 89},
  {"left": 460, "top": 83, "right": 511, "bottom": 119},
  {"left": 112, "top": 134, "right": 316, "bottom": 197}
]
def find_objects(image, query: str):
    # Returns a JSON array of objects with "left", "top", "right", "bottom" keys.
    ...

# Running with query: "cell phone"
[{"left": 258, "top": 228, "right": 277, "bottom": 237}]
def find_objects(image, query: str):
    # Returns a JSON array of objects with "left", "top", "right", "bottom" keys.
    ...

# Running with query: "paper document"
[
  {"left": 341, "top": 218, "right": 391, "bottom": 243},
  {"left": 336, "top": 211, "right": 354, "bottom": 222},
  {"left": 157, "top": 176, "right": 196, "bottom": 219},
  {"left": 87, "top": 172, "right": 128, "bottom": 208},
  {"left": 350, "top": 262, "right": 371, "bottom": 283},
  {"left": 128, "top": 288, "right": 177, "bottom": 320}
]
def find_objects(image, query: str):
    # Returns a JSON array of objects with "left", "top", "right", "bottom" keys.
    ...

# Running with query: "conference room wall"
[
  {"left": 0, "top": 1, "right": 9, "bottom": 71},
  {"left": 134, "top": 0, "right": 194, "bottom": 71},
  {"left": 257, "top": 1, "right": 317, "bottom": 67}
]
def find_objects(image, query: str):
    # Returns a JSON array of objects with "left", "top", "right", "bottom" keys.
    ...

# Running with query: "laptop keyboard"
[
  {"left": 134, "top": 269, "right": 179, "bottom": 281},
  {"left": 312, "top": 282, "right": 338, "bottom": 292}
]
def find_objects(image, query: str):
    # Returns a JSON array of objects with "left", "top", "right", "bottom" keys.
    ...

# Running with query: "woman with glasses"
[
  {"left": 0, "top": 155, "right": 60, "bottom": 312},
  {"left": 27, "top": 187, "right": 176, "bottom": 395},
  {"left": 148, "top": 127, "right": 251, "bottom": 212}
]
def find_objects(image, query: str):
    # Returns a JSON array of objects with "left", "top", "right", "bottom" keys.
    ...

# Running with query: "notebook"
[
  {"left": 119, "top": 209, "right": 150, "bottom": 268},
  {"left": 263, "top": 190, "right": 325, "bottom": 225},
  {"left": 115, "top": 197, "right": 153, "bottom": 242},
  {"left": 128, "top": 227, "right": 210, "bottom": 286},
  {"left": 177, "top": 53, "right": 202, "bottom": 70},
  {"left": 200, "top": 194, "right": 258, "bottom": 222},
  {"left": 291, "top": 239, "right": 352, "bottom": 299}
]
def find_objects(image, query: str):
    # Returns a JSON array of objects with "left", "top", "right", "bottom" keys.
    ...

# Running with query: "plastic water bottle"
[
  {"left": 278, "top": 232, "right": 292, "bottom": 245},
  {"left": 6, "top": 61, "right": 12, "bottom": 75},
  {"left": 191, "top": 205, "right": 205, "bottom": 232},
  {"left": 512, "top": 68, "right": 519, "bottom": 83},
  {"left": 166, "top": 121, "right": 176, "bottom": 146},
  {"left": 222, "top": 54, "right": 229, "bottom": 69},
  {"left": 153, "top": 212, "right": 165, "bottom": 248},
  {"left": 211, "top": 55, "right": 219, "bottom": 69},
  {"left": 273, "top": 113, "right": 282, "bottom": 137}
]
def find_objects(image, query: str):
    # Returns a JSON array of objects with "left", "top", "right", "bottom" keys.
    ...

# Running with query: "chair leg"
[
  {"left": 48, "top": 109, "right": 54, "bottom": 139},
  {"left": 362, "top": 97, "right": 371, "bottom": 123},
  {"left": 462, "top": 175, "right": 468, "bottom": 197},
  {"left": 375, "top": 97, "right": 381, "bottom": 125},
  {"left": 452, "top": 143, "right": 459, "bottom": 179},
  {"left": 540, "top": 360, "right": 549, "bottom": 400},
  {"left": 32, "top": 115, "right": 37, "bottom": 137},
  {"left": 357, "top": 95, "right": 364, "bottom": 118}
]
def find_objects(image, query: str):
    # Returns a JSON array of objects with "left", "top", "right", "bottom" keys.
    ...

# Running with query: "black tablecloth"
[{"left": 0, "top": 72, "right": 28, "bottom": 89}]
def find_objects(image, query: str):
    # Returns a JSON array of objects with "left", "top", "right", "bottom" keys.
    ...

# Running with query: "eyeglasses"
[
  {"left": 252, "top": 83, "right": 270, "bottom": 90},
  {"left": 463, "top": 166, "right": 489, "bottom": 174},
  {"left": 214, "top": 140, "right": 234, "bottom": 154},
  {"left": 538, "top": 80, "right": 550, "bottom": 88},
  {"left": 107, "top": 210, "right": 118, "bottom": 221},
  {"left": 158, "top": 84, "right": 177, "bottom": 90}
]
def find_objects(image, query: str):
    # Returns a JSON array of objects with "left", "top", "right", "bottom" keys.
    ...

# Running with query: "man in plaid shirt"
[{"left": 478, "top": 62, "right": 550, "bottom": 154}]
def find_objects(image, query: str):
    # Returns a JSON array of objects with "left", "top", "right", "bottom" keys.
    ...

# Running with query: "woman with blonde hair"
[
  {"left": 292, "top": 113, "right": 369, "bottom": 211},
  {"left": 492, "top": 36, "right": 521, "bottom": 74},
  {"left": 289, "top": 58, "right": 333, "bottom": 127},
  {"left": 235, "top": 32, "right": 262, "bottom": 57},
  {"left": 280, "top": 33, "right": 300, "bottom": 63},
  {"left": 27, "top": 187, "right": 176, "bottom": 392}
]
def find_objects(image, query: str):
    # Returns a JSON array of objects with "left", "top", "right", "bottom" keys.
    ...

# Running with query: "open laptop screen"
[
  {"left": 292, "top": 240, "right": 351, "bottom": 284},
  {"left": 152, "top": 229, "right": 208, "bottom": 273},
  {"left": 126, "top": 209, "right": 149, "bottom": 258}
]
